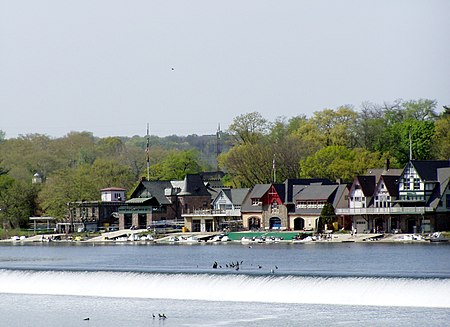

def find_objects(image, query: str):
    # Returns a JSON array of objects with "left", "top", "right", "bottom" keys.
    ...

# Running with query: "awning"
[{"left": 125, "top": 197, "right": 152, "bottom": 204}]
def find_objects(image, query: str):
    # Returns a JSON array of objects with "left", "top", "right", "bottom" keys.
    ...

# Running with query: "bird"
[
  {"left": 258, "top": 265, "right": 262, "bottom": 269},
  {"left": 83, "top": 317, "right": 90, "bottom": 321},
  {"left": 152, "top": 314, "right": 155, "bottom": 319},
  {"left": 159, "top": 313, "right": 167, "bottom": 319}
]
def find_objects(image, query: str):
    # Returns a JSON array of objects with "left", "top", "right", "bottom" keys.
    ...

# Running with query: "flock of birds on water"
[
  {"left": 212, "top": 260, "right": 278, "bottom": 273},
  {"left": 84, "top": 313, "right": 167, "bottom": 322}
]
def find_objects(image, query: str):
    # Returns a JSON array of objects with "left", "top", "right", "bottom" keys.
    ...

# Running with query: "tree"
[
  {"left": 433, "top": 115, "right": 450, "bottom": 160},
  {"left": 318, "top": 203, "right": 336, "bottom": 232},
  {"left": 355, "top": 102, "right": 386, "bottom": 151},
  {"left": 0, "top": 176, "right": 37, "bottom": 229},
  {"left": 149, "top": 150, "right": 203, "bottom": 181},
  {"left": 228, "top": 112, "right": 269, "bottom": 144},
  {"left": 385, "top": 120, "right": 436, "bottom": 165},
  {"left": 38, "top": 160, "right": 135, "bottom": 218},
  {"left": 310, "top": 106, "right": 358, "bottom": 148},
  {"left": 402, "top": 99, "right": 438, "bottom": 121},
  {"left": 301, "top": 146, "right": 386, "bottom": 182}
]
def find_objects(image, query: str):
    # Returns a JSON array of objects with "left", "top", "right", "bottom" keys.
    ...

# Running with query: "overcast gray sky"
[{"left": 1, "top": 0, "right": 449, "bottom": 139}]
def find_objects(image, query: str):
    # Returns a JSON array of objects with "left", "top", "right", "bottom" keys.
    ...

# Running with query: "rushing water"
[{"left": 0, "top": 242, "right": 449, "bottom": 326}]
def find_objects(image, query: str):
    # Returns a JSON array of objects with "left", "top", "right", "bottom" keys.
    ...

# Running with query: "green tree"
[
  {"left": 228, "top": 112, "right": 269, "bottom": 144},
  {"left": 219, "top": 135, "right": 312, "bottom": 187},
  {"left": 433, "top": 115, "right": 450, "bottom": 159},
  {"left": 310, "top": 106, "right": 358, "bottom": 147},
  {"left": 0, "top": 176, "right": 37, "bottom": 229},
  {"left": 301, "top": 146, "right": 386, "bottom": 182},
  {"left": 38, "top": 159, "right": 135, "bottom": 218},
  {"left": 318, "top": 203, "right": 336, "bottom": 232},
  {"left": 149, "top": 150, "right": 203, "bottom": 181}
]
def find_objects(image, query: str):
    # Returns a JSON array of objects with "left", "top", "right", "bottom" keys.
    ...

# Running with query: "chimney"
[{"left": 384, "top": 158, "right": 390, "bottom": 171}]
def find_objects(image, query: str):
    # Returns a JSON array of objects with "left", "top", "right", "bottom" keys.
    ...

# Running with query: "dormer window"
[{"left": 252, "top": 198, "right": 261, "bottom": 206}]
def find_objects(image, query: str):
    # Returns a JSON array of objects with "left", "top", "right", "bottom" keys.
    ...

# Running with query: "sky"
[{"left": 1, "top": 0, "right": 449, "bottom": 139}]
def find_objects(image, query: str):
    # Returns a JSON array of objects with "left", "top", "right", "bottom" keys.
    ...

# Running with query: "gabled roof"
[
  {"left": 130, "top": 180, "right": 173, "bottom": 205},
  {"left": 355, "top": 175, "right": 376, "bottom": 197},
  {"left": 241, "top": 183, "right": 283, "bottom": 212},
  {"left": 178, "top": 174, "right": 211, "bottom": 196},
  {"left": 429, "top": 167, "right": 450, "bottom": 209},
  {"left": 332, "top": 184, "right": 349, "bottom": 208},
  {"left": 284, "top": 178, "right": 334, "bottom": 203},
  {"left": 437, "top": 168, "right": 450, "bottom": 196},
  {"left": 200, "top": 171, "right": 225, "bottom": 188},
  {"left": 273, "top": 184, "right": 286, "bottom": 203},
  {"left": 379, "top": 175, "right": 399, "bottom": 197},
  {"left": 293, "top": 184, "right": 339, "bottom": 201},
  {"left": 409, "top": 160, "right": 450, "bottom": 181},
  {"left": 366, "top": 168, "right": 402, "bottom": 181},
  {"left": 222, "top": 188, "right": 251, "bottom": 206},
  {"left": 249, "top": 184, "right": 272, "bottom": 198}
]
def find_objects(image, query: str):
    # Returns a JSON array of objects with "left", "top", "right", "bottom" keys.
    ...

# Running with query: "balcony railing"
[
  {"left": 336, "top": 207, "right": 435, "bottom": 215},
  {"left": 182, "top": 208, "right": 241, "bottom": 217}
]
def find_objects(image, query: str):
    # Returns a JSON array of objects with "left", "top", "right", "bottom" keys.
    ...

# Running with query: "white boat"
[
  {"left": 240, "top": 237, "right": 252, "bottom": 245},
  {"left": 179, "top": 236, "right": 199, "bottom": 243},
  {"left": 430, "top": 232, "right": 449, "bottom": 242},
  {"left": 292, "top": 236, "right": 314, "bottom": 243},
  {"left": 208, "top": 235, "right": 223, "bottom": 242}
]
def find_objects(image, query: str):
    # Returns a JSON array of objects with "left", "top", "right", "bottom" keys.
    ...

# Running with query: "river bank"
[{"left": 1, "top": 230, "right": 448, "bottom": 244}]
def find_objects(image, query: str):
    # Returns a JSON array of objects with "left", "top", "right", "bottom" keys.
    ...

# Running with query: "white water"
[{"left": 1, "top": 269, "right": 449, "bottom": 308}]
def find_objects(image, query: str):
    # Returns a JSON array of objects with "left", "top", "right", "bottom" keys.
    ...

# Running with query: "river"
[{"left": 0, "top": 241, "right": 449, "bottom": 326}]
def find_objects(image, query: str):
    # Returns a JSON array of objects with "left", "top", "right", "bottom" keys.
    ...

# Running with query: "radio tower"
[{"left": 216, "top": 123, "right": 221, "bottom": 171}]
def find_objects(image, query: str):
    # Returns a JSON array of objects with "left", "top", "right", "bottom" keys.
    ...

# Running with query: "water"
[{"left": 0, "top": 242, "right": 449, "bottom": 326}]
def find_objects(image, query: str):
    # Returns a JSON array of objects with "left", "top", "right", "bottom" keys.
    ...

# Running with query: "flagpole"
[
  {"left": 146, "top": 123, "right": 150, "bottom": 180},
  {"left": 272, "top": 154, "right": 276, "bottom": 183}
]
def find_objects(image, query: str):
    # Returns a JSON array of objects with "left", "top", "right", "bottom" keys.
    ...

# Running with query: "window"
[
  {"left": 403, "top": 178, "right": 410, "bottom": 190},
  {"left": 413, "top": 178, "right": 420, "bottom": 190},
  {"left": 252, "top": 198, "right": 261, "bottom": 206}
]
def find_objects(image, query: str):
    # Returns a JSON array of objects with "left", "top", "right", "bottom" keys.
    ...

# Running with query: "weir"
[{"left": 0, "top": 269, "right": 449, "bottom": 308}]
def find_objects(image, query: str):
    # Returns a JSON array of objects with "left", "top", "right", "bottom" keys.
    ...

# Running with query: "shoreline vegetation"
[{"left": 1, "top": 230, "right": 449, "bottom": 245}]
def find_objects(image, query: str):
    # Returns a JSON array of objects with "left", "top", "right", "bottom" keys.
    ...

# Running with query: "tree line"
[
  {"left": 220, "top": 99, "right": 450, "bottom": 187},
  {"left": 0, "top": 98, "right": 449, "bottom": 228}
]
